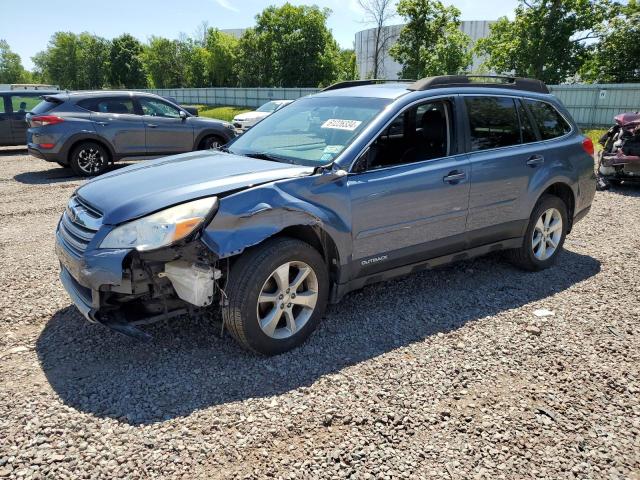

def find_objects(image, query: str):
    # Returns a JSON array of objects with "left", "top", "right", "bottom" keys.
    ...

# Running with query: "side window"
[
  {"left": 465, "top": 97, "right": 520, "bottom": 151},
  {"left": 525, "top": 100, "right": 571, "bottom": 140},
  {"left": 0, "top": 96, "right": 6, "bottom": 114},
  {"left": 78, "top": 97, "right": 135, "bottom": 114},
  {"left": 140, "top": 98, "right": 181, "bottom": 118},
  {"left": 516, "top": 99, "right": 537, "bottom": 143},
  {"left": 368, "top": 100, "right": 451, "bottom": 169},
  {"left": 10, "top": 95, "right": 41, "bottom": 114}
]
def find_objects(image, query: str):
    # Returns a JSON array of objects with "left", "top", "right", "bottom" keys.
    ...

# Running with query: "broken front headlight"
[{"left": 100, "top": 197, "right": 218, "bottom": 251}]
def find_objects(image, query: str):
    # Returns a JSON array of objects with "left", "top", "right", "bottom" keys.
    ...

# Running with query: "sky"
[{"left": 2, "top": 0, "right": 519, "bottom": 70}]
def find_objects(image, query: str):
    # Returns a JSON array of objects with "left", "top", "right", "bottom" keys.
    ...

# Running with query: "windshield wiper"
[{"left": 243, "top": 151, "right": 293, "bottom": 164}]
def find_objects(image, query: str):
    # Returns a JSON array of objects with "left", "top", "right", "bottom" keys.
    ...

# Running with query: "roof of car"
[
  {"left": 0, "top": 90, "right": 61, "bottom": 94},
  {"left": 312, "top": 83, "right": 413, "bottom": 99},
  {"left": 64, "top": 90, "right": 160, "bottom": 98},
  {"left": 312, "top": 82, "right": 557, "bottom": 103}
]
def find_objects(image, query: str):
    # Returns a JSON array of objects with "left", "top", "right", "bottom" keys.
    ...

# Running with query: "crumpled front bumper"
[{"left": 55, "top": 229, "right": 132, "bottom": 322}]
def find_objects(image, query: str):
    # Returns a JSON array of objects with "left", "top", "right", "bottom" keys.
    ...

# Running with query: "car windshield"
[
  {"left": 256, "top": 101, "right": 280, "bottom": 113},
  {"left": 228, "top": 96, "right": 391, "bottom": 166}
]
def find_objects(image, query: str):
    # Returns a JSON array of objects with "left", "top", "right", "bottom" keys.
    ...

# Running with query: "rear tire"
[
  {"left": 222, "top": 237, "right": 329, "bottom": 355},
  {"left": 69, "top": 141, "right": 109, "bottom": 177},
  {"left": 200, "top": 135, "right": 223, "bottom": 150},
  {"left": 507, "top": 194, "right": 568, "bottom": 271}
]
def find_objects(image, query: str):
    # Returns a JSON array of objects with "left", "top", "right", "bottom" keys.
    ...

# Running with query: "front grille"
[{"left": 57, "top": 196, "right": 102, "bottom": 256}]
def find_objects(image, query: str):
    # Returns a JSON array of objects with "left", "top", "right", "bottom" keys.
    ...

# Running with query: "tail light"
[
  {"left": 30, "top": 115, "right": 64, "bottom": 127},
  {"left": 582, "top": 137, "right": 594, "bottom": 156}
]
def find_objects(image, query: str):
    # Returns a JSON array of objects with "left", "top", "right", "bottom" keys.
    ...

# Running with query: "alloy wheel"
[
  {"left": 77, "top": 148, "right": 105, "bottom": 174},
  {"left": 256, "top": 261, "right": 319, "bottom": 339},
  {"left": 532, "top": 207, "right": 563, "bottom": 261}
]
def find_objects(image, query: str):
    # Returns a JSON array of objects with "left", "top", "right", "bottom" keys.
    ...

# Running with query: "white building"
[
  {"left": 220, "top": 28, "right": 247, "bottom": 39},
  {"left": 355, "top": 20, "right": 495, "bottom": 80}
]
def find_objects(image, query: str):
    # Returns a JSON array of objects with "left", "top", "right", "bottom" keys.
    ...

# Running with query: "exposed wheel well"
[
  {"left": 274, "top": 225, "right": 340, "bottom": 283},
  {"left": 541, "top": 183, "right": 575, "bottom": 231},
  {"left": 68, "top": 138, "right": 113, "bottom": 164}
]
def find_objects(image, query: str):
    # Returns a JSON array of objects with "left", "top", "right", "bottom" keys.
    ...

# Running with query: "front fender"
[{"left": 200, "top": 177, "right": 351, "bottom": 261}]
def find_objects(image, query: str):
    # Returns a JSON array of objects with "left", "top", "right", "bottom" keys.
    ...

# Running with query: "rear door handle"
[
  {"left": 147, "top": 123, "right": 158, "bottom": 128},
  {"left": 95, "top": 121, "right": 108, "bottom": 126},
  {"left": 526, "top": 154, "right": 545, "bottom": 167},
  {"left": 443, "top": 170, "right": 466, "bottom": 183}
]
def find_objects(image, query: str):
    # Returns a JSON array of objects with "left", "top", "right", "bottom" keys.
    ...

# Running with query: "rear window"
[
  {"left": 78, "top": 97, "right": 136, "bottom": 114},
  {"left": 465, "top": 96, "right": 520, "bottom": 151},
  {"left": 524, "top": 100, "right": 571, "bottom": 139},
  {"left": 31, "top": 98, "right": 61, "bottom": 115}
]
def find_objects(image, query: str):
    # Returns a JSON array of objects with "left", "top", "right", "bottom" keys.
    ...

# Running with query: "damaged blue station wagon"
[{"left": 56, "top": 76, "right": 596, "bottom": 354}]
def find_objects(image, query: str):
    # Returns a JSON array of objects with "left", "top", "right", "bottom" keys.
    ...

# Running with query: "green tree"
[
  {"left": 236, "top": 28, "right": 274, "bottom": 87},
  {"left": 175, "top": 35, "right": 209, "bottom": 88},
  {"left": 77, "top": 33, "right": 110, "bottom": 89},
  {"left": 33, "top": 32, "right": 109, "bottom": 89},
  {"left": 336, "top": 49, "right": 358, "bottom": 81},
  {"left": 204, "top": 29, "right": 238, "bottom": 87},
  {"left": 475, "top": 0, "right": 613, "bottom": 84},
  {"left": 236, "top": 3, "right": 341, "bottom": 87},
  {"left": 142, "top": 36, "right": 185, "bottom": 88},
  {"left": 390, "top": 0, "right": 471, "bottom": 79},
  {"left": 108, "top": 34, "right": 147, "bottom": 88},
  {"left": 580, "top": 1, "right": 640, "bottom": 82},
  {"left": 0, "top": 40, "right": 29, "bottom": 83},
  {"left": 33, "top": 32, "right": 79, "bottom": 89}
]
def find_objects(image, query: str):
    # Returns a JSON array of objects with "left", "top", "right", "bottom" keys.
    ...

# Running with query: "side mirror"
[
  {"left": 179, "top": 110, "right": 188, "bottom": 119},
  {"left": 316, "top": 165, "right": 348, "bottom": 185}
]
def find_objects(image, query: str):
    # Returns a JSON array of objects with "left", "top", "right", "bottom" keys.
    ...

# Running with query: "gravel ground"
[{"left": 0, "top": 149, "right": 638, "bottom": 479}]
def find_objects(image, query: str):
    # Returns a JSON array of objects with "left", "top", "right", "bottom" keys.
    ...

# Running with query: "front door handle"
[
  {"left": 95, "top": 121, "right": 108, "bottom": 126},
  {"left": 443, "top": 170, "right": 466, "bottom": 184},
  {"left": 526, "top": 154, "right": 545, "bottom": 167},
  {"left": 147, "top": 123, "right": 158, "bottom": 128}
]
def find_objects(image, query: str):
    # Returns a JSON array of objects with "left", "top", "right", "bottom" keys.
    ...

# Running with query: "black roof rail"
[
  {"left": 321, "top": 79, "right": 415, "bottom": 92},
  {"left": 407, "top": 75, "right": 550, "bottom": 94}
]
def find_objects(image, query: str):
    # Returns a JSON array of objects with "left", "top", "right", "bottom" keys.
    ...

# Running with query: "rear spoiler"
[{"left": 41, "top": 95, "right": 66, "bottom": 104}]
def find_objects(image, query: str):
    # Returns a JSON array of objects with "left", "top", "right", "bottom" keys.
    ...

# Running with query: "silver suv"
[{"left": 27, "top": 91, "right": 237, "bottom": 176}]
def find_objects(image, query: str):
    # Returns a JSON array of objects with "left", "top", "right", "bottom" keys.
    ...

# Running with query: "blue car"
[{"left": 56, "top": 76, "right": 596, "bottom": 354}]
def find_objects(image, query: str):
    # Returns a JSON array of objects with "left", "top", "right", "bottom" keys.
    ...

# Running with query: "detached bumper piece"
[{"left": 600, "top": 152, "right": 640, "bottom": 168}]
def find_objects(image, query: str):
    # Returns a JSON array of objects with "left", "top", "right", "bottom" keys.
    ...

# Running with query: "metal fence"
[
  {"left": 143, "top": 84, "right": 640, "bottom": 128},
  {"left": 142, "top": 87, "right": 319, "bottom": 108},
  {"left": 549, "top": 83, "right": 640, "bottom": 128}
]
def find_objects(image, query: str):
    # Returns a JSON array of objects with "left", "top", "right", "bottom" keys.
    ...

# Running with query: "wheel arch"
[
  {"left": 540, "top": 182, "right": 576, "bottom": 232},
  {"left": 272, "top": 225, "right": 341, "bottom": 284},
  {"left": 65, "top": 135, "right": 115, "bottom": 164},
  {"left": 194, "top": 129, "right": 229, "bottom": 150}
]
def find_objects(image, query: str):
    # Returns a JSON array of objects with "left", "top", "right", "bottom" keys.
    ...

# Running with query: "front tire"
[
  {"left": 507, "top": 194, "right": 568, "bottom": 271},
  {"left": 69, "top": 141, "right": 109, "bottom": 177},
  {"left": 222, "top": 237, "right": 329, "bottom": 355}
]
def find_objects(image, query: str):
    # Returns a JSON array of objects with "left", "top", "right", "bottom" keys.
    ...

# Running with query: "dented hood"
[{"left": 76, "top": 150, "right": 314, "bottom": 225}]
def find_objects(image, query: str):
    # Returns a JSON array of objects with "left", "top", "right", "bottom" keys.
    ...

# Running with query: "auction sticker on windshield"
[{"left": 321, "top": 119, "right": 362, "bottom": 131}]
